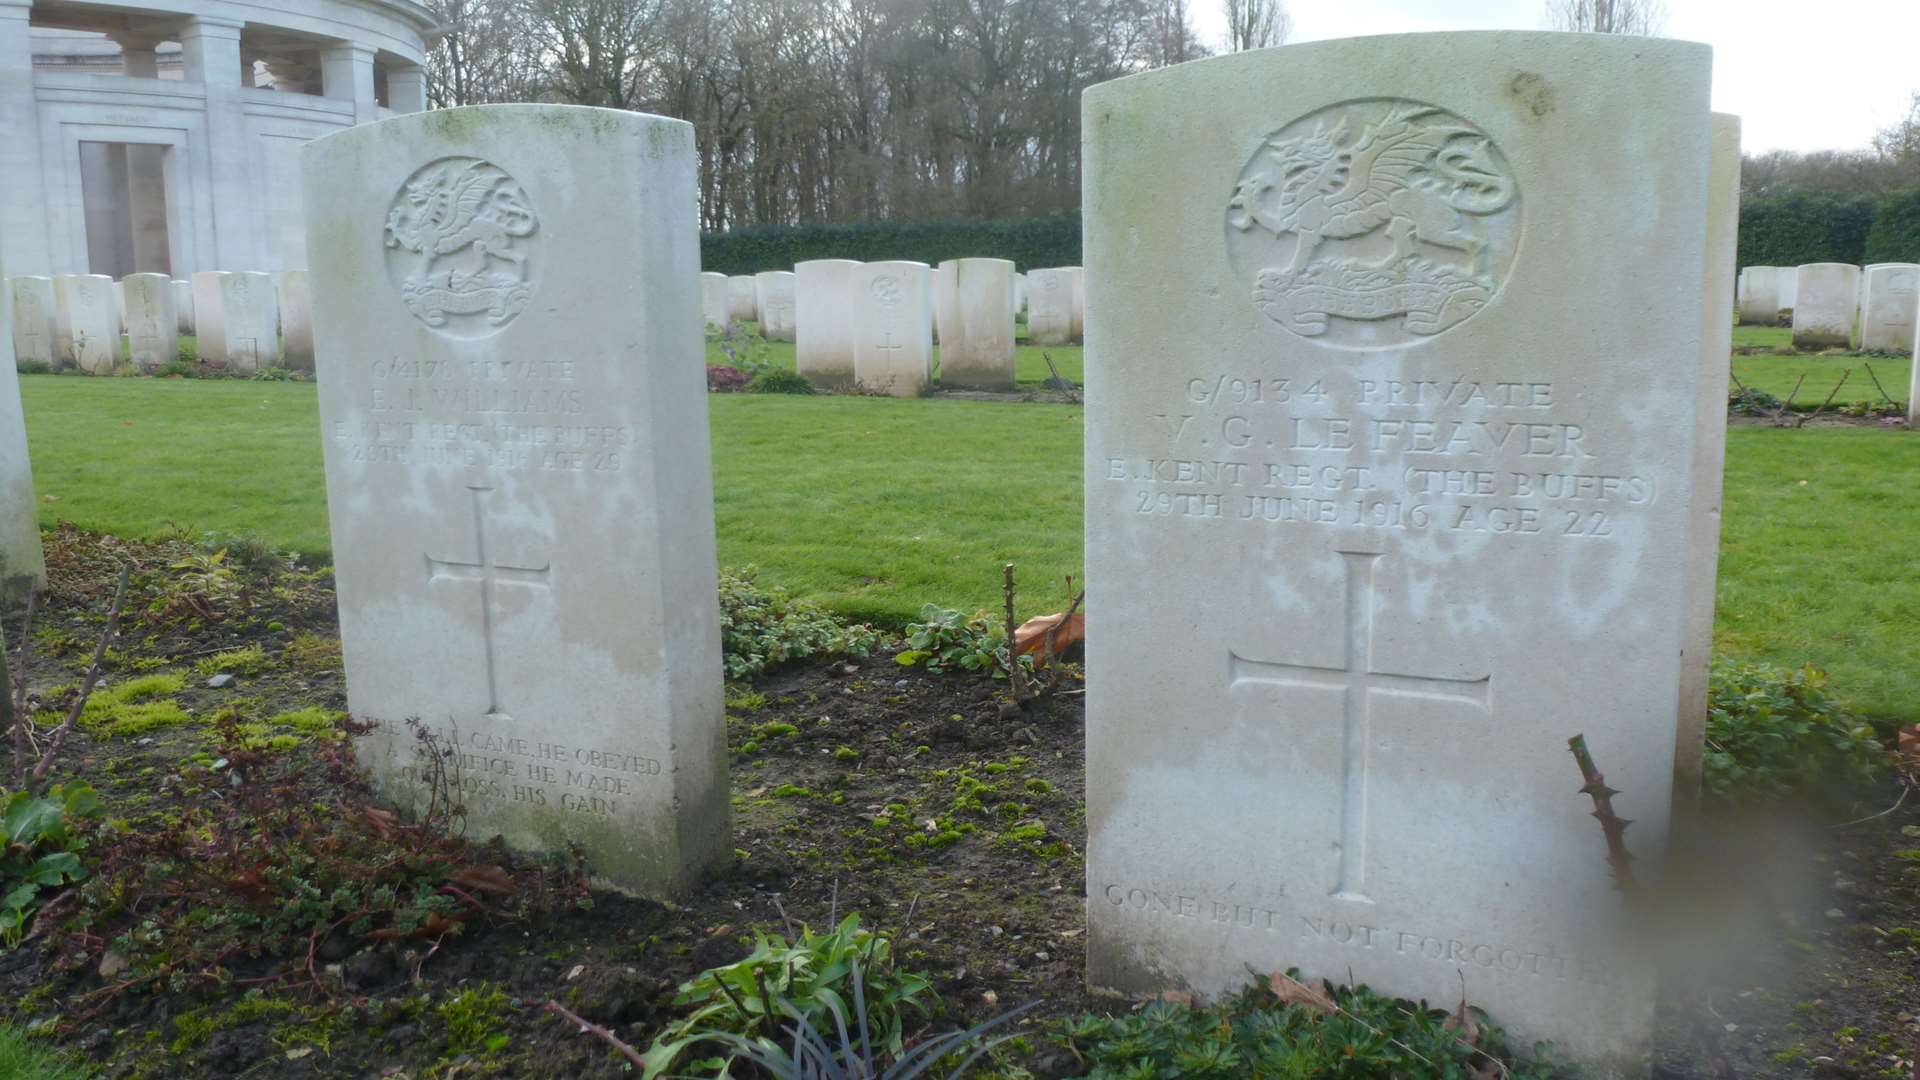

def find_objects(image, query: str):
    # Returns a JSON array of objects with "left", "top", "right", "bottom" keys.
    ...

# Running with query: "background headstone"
[
  {"left": 931, "top": 265, "right": 954, "bottom": 345},
  {"left": 935, "top": 257, "right": 1015, "bottom": 390},
  {"left": 220, "top": 271, "right": 281, "bottom": 374},
  {"left": 1027, "top": 267, "right": 1075, "bottom": 345},
  {"left": 795, "top": 259, "right": 861, "bottom": 387},
  {"left": 754, "top": 270, "right": 796, "bottom": 341},
  {"left": 1776, "top": 265, "right": 1800, "bottom": 315},
  {"left": 851, "top": 260, "right": 932, "bottom": 396},
  {"left": 1790, "top": 263, "right": 1860, "bottom": 349},
  {"left": 280, "top": 269, "right": 316, "bottom": 371},
  {"left": 10, "top": 276, "right": 55, "bottom": 365},
  {"left": 192, "top": 271, "right": 232, "bottom": 364},
  {"left": 1068, "top": 265, "right": 1086, "bottom": 341},
  {"left": 699, "top": 272, "right": 730, "bottom": 330},
  {"left": 1083, "top": 33, "right": 1714, "bottom": 1073},
  {"left": 303, "top": 103, "right": 729, "bottom": 897},
  {"left": 726, "top": 274, "right": 758, "bottom": 323},
  {"left": 122, "top": 272, "right": 178, "bottom": 372},
  {"left": 1857, "top": 263, "right": 1918, "bottom": 353},
  {"left": 1736, "top": 265, "right": 1778, "bottom": 325},
  {"left": 0, "top": 271, "right": 46, "bottom": 602},
  {"left": 173, "top": 279, "right": 195, "bottom": 335},
  {"left": 57, "top": 273, "right": 118, "bottom": 374}
]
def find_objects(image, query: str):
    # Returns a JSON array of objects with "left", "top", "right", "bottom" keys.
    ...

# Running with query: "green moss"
[
  {"left": 437, "top": 983, "right": 511, "bottom": 1058},
  {"left": 194, "top": 644, "right": 271, "bottom": 677},
  {"left": 74, "top": 674, "right": 191, "bottom": 736}
]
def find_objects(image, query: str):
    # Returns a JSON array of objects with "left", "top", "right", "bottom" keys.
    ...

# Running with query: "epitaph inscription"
[
  {"left": 1227, "top": 100, "right": 1520, "bottom": 348},
  {"left": 385, "top": 158, "right": 539, "bottom": 337}
]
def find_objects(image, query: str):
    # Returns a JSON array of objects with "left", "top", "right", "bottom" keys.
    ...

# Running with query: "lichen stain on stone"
[{"left": 1507, "top": 72, "right": 1555, "bottom": 119}]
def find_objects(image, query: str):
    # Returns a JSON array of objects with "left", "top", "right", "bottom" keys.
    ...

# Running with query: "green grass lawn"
[
  {"left": 1730, "top": 326, "right": 1911, "bottom": 407},
  {"left": 18, "top": 373, "right": 1920, "bottom": 725}
]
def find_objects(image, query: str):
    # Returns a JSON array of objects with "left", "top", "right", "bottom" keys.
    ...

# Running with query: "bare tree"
[
  {"left": 422, "top": 0, "right": 538, "bottom": 107},
  {"left": 1872, "top": 91, "right": 1920, "bottom": 168},
  {"left": 1544, "top": 0, "right": 1665, "bottom": 35},
  {"left": 1222, "top": 0, "right": 1290, "bottom": 52}
]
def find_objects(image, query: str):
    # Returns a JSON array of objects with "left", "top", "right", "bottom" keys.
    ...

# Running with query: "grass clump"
[
  {"left": 0, "top": 1024, "right": 90, "bottom": 1080},
  {"left": 1704, "top": 661, "right": 1886, "bottom": 803},
  {"left": 719, "top": 567, "right": 881, "bottom": 680},
  {"left": 74, "top": 673, "right": 190, "bottom": 736},
  {"left": 745, "top": 370, "right": 816, "bottom": 395}
]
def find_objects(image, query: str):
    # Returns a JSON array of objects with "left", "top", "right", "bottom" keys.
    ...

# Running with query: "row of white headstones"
[
  {"left": 0, "top": 33, "right": 1909, "bottom": 1072},
  {"left": 5, "top": 271, "right": 315, "bottom": 375},
  {"left": 700, "top": 261, "right": 1089, "bottom": 395},
  {"left": 1736, "top": 262, "right": 1920, "bottom": 351}
]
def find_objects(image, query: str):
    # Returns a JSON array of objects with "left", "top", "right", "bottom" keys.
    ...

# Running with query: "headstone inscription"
[
  {"left": 1857, "top": 263, "right": 1918, "bottom": 353},
  {"left": 302, "top": 104, "right": 729, "bottom": 897},
  {"left": 220, "top": 271, "right": 281, "bottom": 374},
  {"left": 0, "top": 268, "right": 46, "bottom": 603},
  {"left": 935, "top": 257, "right": 1016, "bottom": 390},
  {"left": 1789, "top": 263, "right": 1859, "bottom": 349},
  {"left": 280, "top": 269, "right": 316, "bottom": 371},
  {"left": 10, "top": 276, "right": 55, "bottom": 365},
  {"left": 699, "top": 272, "right": 730, "bottom": 330},
  {"left": 57, "top": 274, "right": 118, "bottom": 374},
  {"left": 191, "top": 270, "right": 232, "bottom": 363},
  {"left": 122, "top": 272, "right": 178, "bottom": 372},
  {"left": 1082, "top": 33, "right": 1714, "bottom": 1074},
  {"left": 851, "top": 260, "right": 933, "bottom": 396},
  {"left": 795, "top": 259, "right": 860, "bottom": 387},
  {"left": 754, "top": 270, "right": 796, "bottom": 341}
]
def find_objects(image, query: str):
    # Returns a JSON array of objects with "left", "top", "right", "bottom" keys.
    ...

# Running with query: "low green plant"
[
  {"left": 439, "top": 983, "right": 513, "bottom": 1057},
  {"left": 1053, "top": 977, "right": 1563, "bottom": 1079},
  {"left": 720, "top": 567, "right": 882, "bottom": 679},
  {"left": 709, "top": 323, "right": 778, "bottom": 380},
  {"left": 1, "top": 783, "right": 101, "bottom": 948},
  {"left": 697, "top": 985, "right": 1034, "bottom": 1080},
  {"left": 643, "top": 914, "right": 936, "bottom": 1078},
  {"left": 0, "top": 1023, "right": 90, "bottom": 1080},
  {"left": 747, "top": 370, "right": 818, "bottom": 395},
  {"left": 14, "top": 361, "right": 52, "bottom": 377},
  {"left": 896, "top": 605, "right": 1000, "bottom": 674},
  {"left": 1703, "top": 661, "right": 1886, "bottom": 802},
  {"left": 1728, "top": 385, "right": 1785, "bottom": 415}
]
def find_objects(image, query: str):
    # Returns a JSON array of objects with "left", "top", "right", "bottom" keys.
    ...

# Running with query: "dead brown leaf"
[
  {"left": 1443, "top": 990, "right": 1482, "bottom": 1046},
  {"left": 449, "top": 865, "right": 514, "bottom": 896},
  {"left": 1157, "top": 989, "right": 1192, "bottom": 1006},
  {"left": 1266, "top": 971, "right": 1335, "bottom": 1015},
  {"left": 1897, "top": 725, "right": 1919, "bottom": 771},
  {"left": 1013, "top": 610, "right": 1085, "bottom": 667}
]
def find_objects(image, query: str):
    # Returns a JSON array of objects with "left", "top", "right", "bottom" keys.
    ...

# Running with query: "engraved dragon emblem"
[
  {"left": 384, "top": 158, "right": 539, "bottom": 335},
  {"left": 1226, "top": 102, "right": 1520, "bottom": 344}
]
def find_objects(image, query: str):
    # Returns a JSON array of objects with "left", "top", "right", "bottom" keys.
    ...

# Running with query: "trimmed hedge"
[
  {"left": 1736, "top": 190, "right": 1876, "bottom": 269},
  {"left": 700, "top": 214, "right": 1081, "bottom": 275},
  {"left": 1863, "top": 188, "right": 1920, "bottom": 265}
]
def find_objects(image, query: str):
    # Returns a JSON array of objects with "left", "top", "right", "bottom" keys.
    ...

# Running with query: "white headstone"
[
  {"left": 1857, "top": 263, "right": 1918, "bottom": 353},
  {"left": 9, "top": 277, "right": 55, "bottom": 366},
  {"left": 931, "top": 265, "right": 954, "bottom": 345},
  {"left": 851, "top": 261, "right": 933, "bottom": 397},
  {"left": 1068, "top": 265, "right": 1086, "bottom": 341},
  {"left": 935, "top": 258, "right": 1015, "bottom": 390},
  {"left": 726, "top": 275, "right": 758, "bottom": 322},
  {"left": 1736, "top": 265, "right": 1778, "bottom": 324},
  {"left": 795, "top": 259, "right": 861, "bottom": 387},
  {"left": 192, "top": 271, "right": 232, "bottom": 363},
  {"left": 0, "top": 278, "right": 46, "bottom": 601},
  {"left": 56, "top": 274, "right": 118, "bottom": 374},
  {"left": 1014, "top": 272, "right": 1029, "bottom": 314},
  {"left": 220, "top": 271, "right": 281, "bottom": 374},
  {"left": 699, "top": 272, "right": 730, "bottom": 330},
  {"left": 1083, "top": 34, "right": 1714, "bottom": 1073},
  {"left": 1776, "top": 265, "right": 1799, "bottom": 314},
  {"left": 173, "top": 279, "right": 195, "bottom": 335},
  {"left": 1789, "top": 263, "right": 1859, "bottom": 349},
  {"left": 279, "top": 269, "right": 316, "bottom": 371},
  {"left": 302, "top": 103, "right": 729, "bottom": 897},
  {"left": 754, "top": 271, "right": 796, "bottom": 341},
  {"left": 1676, "top": 115, "right": 1741, "bottom": 807},
  {"left": 112, "top": 279, "right": 127, "bottom": 333},
  {"left": 122, "top": 272, "right": 178, "bottom": 372},
  {"left": 1027, "top": 268, "right": 1076, "bottom": 345}
]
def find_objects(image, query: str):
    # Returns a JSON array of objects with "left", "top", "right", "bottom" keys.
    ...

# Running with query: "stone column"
[
  {"left": 321, "top": 43, "right": 380, "bottom": 124},
  {"left": 0, "top": 1, "right": 53, "bottom": 275},
  {"left": 180, "top": 17, "right": 259, "bottom": 271},
  {"left": 388, "top": 64, "right": 428, "bottom": 114}
]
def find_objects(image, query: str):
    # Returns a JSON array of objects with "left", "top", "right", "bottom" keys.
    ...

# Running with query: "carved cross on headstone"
[
  {"left": 426, "top": 484, "right": 552, "bottom": 721},
  {"left": 1229, "top": 550, "right": 1491, "bottom": 904},
  {"left": 875, "top": 333, "right": 904, "bottom": 360}
]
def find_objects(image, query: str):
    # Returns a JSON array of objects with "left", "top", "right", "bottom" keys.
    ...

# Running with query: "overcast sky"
[{"left": 1187, "top": 0, "right": 1918, "bottom": 155}]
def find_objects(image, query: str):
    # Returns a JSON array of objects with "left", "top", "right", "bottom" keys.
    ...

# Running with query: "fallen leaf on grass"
[{"left": 1267, "top": 971, "right": 1335, "bottom": 1015}]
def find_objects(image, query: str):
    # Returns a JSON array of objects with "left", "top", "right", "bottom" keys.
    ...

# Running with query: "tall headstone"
[
  {"left": 192, "top": 270, "right": 232, "bottom": 363},
  {"left": 726, "top": 275, "right": 758, "bottom": 323},
  {"left": 1789, "top": 263, "right": 1859, "bottom": 349},
  {"left": 1857, "top": 263, "right": 1919, "bottom": 353},
  {"left": 280, "top": 269, "right": 316, "bottom": 371},
  {"left": 1083, "top": 34, "right": 1714, "bottom": 1074},
  {"left": 935, "top": 258, "right": 1015, "bottom": 390},
  {"left": 1776, "top": 265, "right": 1799, "bottom": 315},
  {"left": 122, "top": 272, "right": 178, "bottom": 372},
  {"left": 172, "top": 279, "right": 195, "bottom": 335},
  {"left": 0, "top": 270, "right": 46, "bottom": 602},
  {"left": 56, "top": 274, "right": 118, "bottom": 374},
  {"left": 10, "top": 277, "right": 55, "bottom": 365},
  {"left": 851, "top": 260, "right": 933, "bottom": 396},
  {"left": 220, "top": 271, "right": 280, "bottom": 373},
  {"left": 1028, "top": 268, "right": 1076, "bottom": 345},
  {"left": 754, "top": 271, "right": 797, "bottom": 342},
  {"left": 1736, "top": 265, "right": 1778, "bottom": 325},
  {"left": 303, "top": 104, "right": 728, "bottom": 897},
  {"left": 1675, "top": 114, "right": 1741, "bottom": 807},
  {"left": 699, "top": 272, "right": 730, "bottom": 330},
  {"left": 795, "top": 259, "right": 860, "bottom": 387}
]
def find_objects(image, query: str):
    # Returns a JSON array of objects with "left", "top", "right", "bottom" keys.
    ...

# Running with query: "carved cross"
[
  {"left": 426, "top": 484, "right": 552, "bottom": 721},
  {"left": 1230, "top": 550, "right": 1490, "bottom": 904}
]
